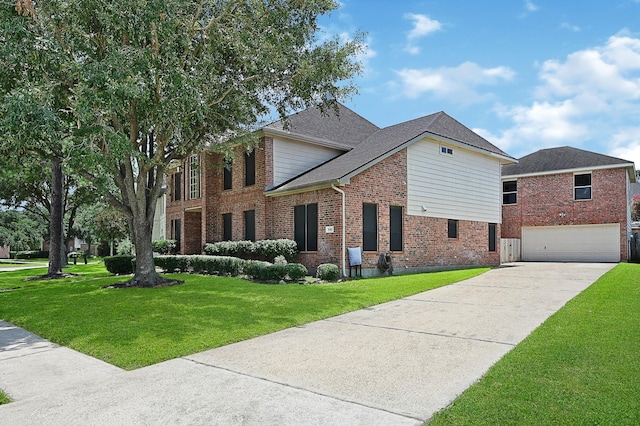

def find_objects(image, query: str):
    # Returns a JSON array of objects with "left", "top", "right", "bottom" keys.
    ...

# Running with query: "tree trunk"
[
  {"left": 48, "top": 159, "right": 64, "bottom": 276},
  {"left": 128, "top": 213, "right": 167, "bottom": 287}
]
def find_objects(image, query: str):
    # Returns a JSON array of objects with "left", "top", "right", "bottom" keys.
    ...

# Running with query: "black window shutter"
[
  {"left": 223, "top": 161, "right": 232, "bottom": 190},
  {"left": 222, "top": 213, "right": 232, "bottom": 241},
  {"left": 245, "top": 151, "right": 255, "bottom": 186},
  {"left": 294, "top": 205, "right": 306, "bottom": 251},
  {"left": 390, "top": 206, "right": 403, "bottom": 251},
  {"left": 244, "top": 210, "right": 255, "bottom": 241},
  {"left": 363, "top": 203, "right": 378, "bottom": 251},
  {"left": 306, "top": 203, "right": 318, "bottom": 251},
  {"left": 489, "top": 223, "right": 497, "bottom": 252}
]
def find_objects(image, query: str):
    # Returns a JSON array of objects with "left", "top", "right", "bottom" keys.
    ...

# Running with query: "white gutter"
[{"left": 331, "top": 184, "right": 347, "bottom": 277}]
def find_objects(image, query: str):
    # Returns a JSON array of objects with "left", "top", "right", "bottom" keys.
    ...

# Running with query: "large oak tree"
[{"left": 3, "top": 0, "right": 363, "bottom": 286}]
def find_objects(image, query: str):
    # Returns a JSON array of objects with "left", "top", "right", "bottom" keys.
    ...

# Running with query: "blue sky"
[{"left": 319, "top": 0, "right": 640, "bottom": 167}]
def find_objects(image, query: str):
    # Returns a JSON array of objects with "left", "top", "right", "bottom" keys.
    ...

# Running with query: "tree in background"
[
  {"left": 0, "top": 209, "right": 45, "bottom": 252},
  {"left": 73, "top": 202, "right": 129, "bottom": 256},
  {"left": 0, "top": 159, "right": 98, "bottom": 262},
  {"left": 2, "top": 0, "right": 364, "bottom": 287},
  {"left": 0, "top": 1, "right": 78, "bottom": 277},
  {"left": 632, "top": 194, "right": 640, "bottom": 222}
]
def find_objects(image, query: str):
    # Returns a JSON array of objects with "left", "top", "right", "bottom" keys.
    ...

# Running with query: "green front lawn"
[
  {"left": 0, "top": 263, "right": 487, "bottom": 370},
  {"left": 428, "top": 263, "right": 640, "bottom": 425}
]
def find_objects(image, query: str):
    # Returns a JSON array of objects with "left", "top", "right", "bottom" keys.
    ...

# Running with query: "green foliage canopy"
[{"left": 1, "top": 0, "right": 364, "bottom": 286}]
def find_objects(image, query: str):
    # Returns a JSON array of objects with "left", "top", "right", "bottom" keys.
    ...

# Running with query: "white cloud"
[
  {"left": 519, "top": 0, "right": 539, "bottom": 18},
  {"left": 394, "top": 62, "right": 515, "bottom": 104},
  {"left": 488, "top": 34, "right": 640, "bottom": 158},
  {"left": 489, "top": 100, "right": 588, "bottom": 153},
  {"left": 404, "top": 13, "right": 442, "bottom": 55},
  {"left": 609, "top": 127, "right": 640, "bottom": 166},
  {"left": 560, "top": 22, "right": 581, "bottom": 32}
]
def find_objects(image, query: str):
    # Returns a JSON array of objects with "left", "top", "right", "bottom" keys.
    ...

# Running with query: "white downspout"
[{"left": 331, "top": 184, "right": 347, "bottom": 277}]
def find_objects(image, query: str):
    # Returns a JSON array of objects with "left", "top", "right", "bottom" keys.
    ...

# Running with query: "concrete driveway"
[{"left": 0, "top": 262, "right": 615, "bottom": 425}]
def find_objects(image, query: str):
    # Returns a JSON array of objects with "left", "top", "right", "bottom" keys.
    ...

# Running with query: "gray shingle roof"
[
  {"left": 502, "top": 146, "right": 635, "bottom": 177},
  {"left": 268, "top": 107, "right": 515, "bottom": 194},
  {"left": 264, "top": 103, "right": 379, "bottom": 150}
]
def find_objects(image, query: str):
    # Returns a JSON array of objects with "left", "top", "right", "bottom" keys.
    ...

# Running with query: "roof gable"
[
  {"left": 268, "top": 110, "right": 515, "bottom": 195},
  {"left": 502, "top": 146, "right": 635, "bottom": 180}
]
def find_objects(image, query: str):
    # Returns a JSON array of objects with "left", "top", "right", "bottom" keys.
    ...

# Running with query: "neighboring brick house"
[
  {"left": 167, "top": 103, "right": 516, "bottom": 276},
  {"left": 501, "top": 146, "right": 636, "bottom": 262}
]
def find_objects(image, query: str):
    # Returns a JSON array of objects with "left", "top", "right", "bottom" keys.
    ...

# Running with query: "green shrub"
[
  {"left": 188, "top": 255, "right": 244, "bottom": 276},
  {"left": 15, "top": 250, "right": 49, "bottom": 259},
  {"left": 242, "top": 260, "right": 272, "bottom": 280},
  {"left": 116, "top": 238, "right": 134, "bottom": 256},
  {"left": 203, "top": 239, "right": 298, "bottom": 262},
  {"left": 285, "top": 263, "right": 308, "bottom": 281},
  {"left": 254, "top": 239, "right": 298, "bottom": 262},
  {"left": 154, "top": 255, "right": 190, "bottom": 273},
  {"left": 152, "top": 239, "right": 178, "bottom": 255},
  {"left": 316, "top": 263, "right": 340, "bottom": 282},
  {"left": 104, "top": 255, "right": 134, "bottom": 275}
]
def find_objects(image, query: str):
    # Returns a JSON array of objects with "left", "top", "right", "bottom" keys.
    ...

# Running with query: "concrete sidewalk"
[{"left": 0, "top": 262, "right": 615, "bottom": 425}]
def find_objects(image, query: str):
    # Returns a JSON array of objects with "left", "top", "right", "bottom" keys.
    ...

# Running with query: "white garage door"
[{"left": 522, "top": 224, "right": 620, "bottom": 262}]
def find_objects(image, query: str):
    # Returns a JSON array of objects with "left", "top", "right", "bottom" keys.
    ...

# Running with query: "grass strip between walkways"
[
  {"left": 0, "top": 262, "right": 487, "bottom": 370},
  {"left": 427, "top": 262, "right": 640, "bottom": 425}
]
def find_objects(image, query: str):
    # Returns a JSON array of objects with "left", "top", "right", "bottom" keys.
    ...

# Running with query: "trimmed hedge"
[
  {"left": 15, "top": 250, "right": 49, "bottom": 259},
  {"left": 104, "top": 255, "right": 134, "bottom": 275},
  {"left": 316, "top": 263, "right": 340, "bottom": 282},
  {"left": 203, "top": 239, "right": 298, "bottom": 262},
  {"left": 153, "top": 254, "right": 308, "bottom": 283}
]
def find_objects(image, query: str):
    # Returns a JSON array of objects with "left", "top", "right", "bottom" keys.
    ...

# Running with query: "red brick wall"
[
  {"left": 165, "top": 156, "right": 205, "bottom": 254},
  {"left": 269, "top": 149, "right": 499, "bottom": 273},
  {"left": 205, "top": 140, "right": 268, "bottom": 242},
  {"left": 502, "top": 168, "right": 629, "bottom": 259},
  {"left": 266, "top": 188, "right": 343, "bottom": 269},
  {"left": 168, "top": 141, "right": 501, "bottom": 273}
]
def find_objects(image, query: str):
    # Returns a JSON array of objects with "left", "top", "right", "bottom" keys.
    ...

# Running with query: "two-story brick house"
[
  {"left": 167, "top": 103, "right": 516, "bottom": 276},
  {"left": 501, "top": 146, "right": 636, "bottom": 262}
]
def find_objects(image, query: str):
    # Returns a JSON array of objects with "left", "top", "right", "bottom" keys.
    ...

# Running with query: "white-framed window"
[
  {"left": 574, "top": 173, "right": 592, "bottom": 201},
  {"left": 502, "top": 180, "right": 517, "bottom": 205},
  {"left": 189, "top": 155, "right": 200, "bottom": 199}
]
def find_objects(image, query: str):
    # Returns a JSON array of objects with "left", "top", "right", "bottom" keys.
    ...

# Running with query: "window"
[
  {"left": 448, "top": 219, "right": 458, "bottom": 239},
  {"left": 363, "top": 203, "right": 378, "bottom": 251},
  {"left": 189, "top": 155, "right": 200, "bottom": 199},
  {"left": 440, "top": 145, "right": 454, "bottom": 155},
  {"left": 223, "top": 159, "right": 232, "bottom": 190},
  {"left": 489, "top": 223, "right": 497, "bottom": 252},
  {"left": 172, "top": 172, "right": 182, "bottom": 201},
  {"left": 222, "top": 213, "right": 232, "bottom": 241},
  {"left": 244, "top": 210, "right": 255, "bottom": 241},
  {"left": 574, "top": 173, "right": 592, "bottom": 200},
  {"left": 171, "top": 219, "right": 181, "bottom": 251},
  {"left": 245, "top": 150, "right": 255, "bottom": 186},
  {"left": 390, "top": 206, "right": 403, "bottom": 251},
  {"left": 502, "top": 180, "right": 517, "bottom": 205},
  {"left": 294, "top": 203, "right": 318, "bottom": 251}
]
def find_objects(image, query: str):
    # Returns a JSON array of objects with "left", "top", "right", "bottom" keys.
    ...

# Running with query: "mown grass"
[
  {"left": 0, "top": 263, "right": 487, "bottom": 370},
  {"left": 428, "top": 263, "right": 640, "bottom": 425}
]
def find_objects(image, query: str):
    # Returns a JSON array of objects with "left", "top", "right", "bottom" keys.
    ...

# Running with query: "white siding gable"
[
  {"left": 273, "top": 137, "right": 343, "bottom": 186},
  {"left": 407, "top": 138, "right": 501, "bottom": 223}
]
